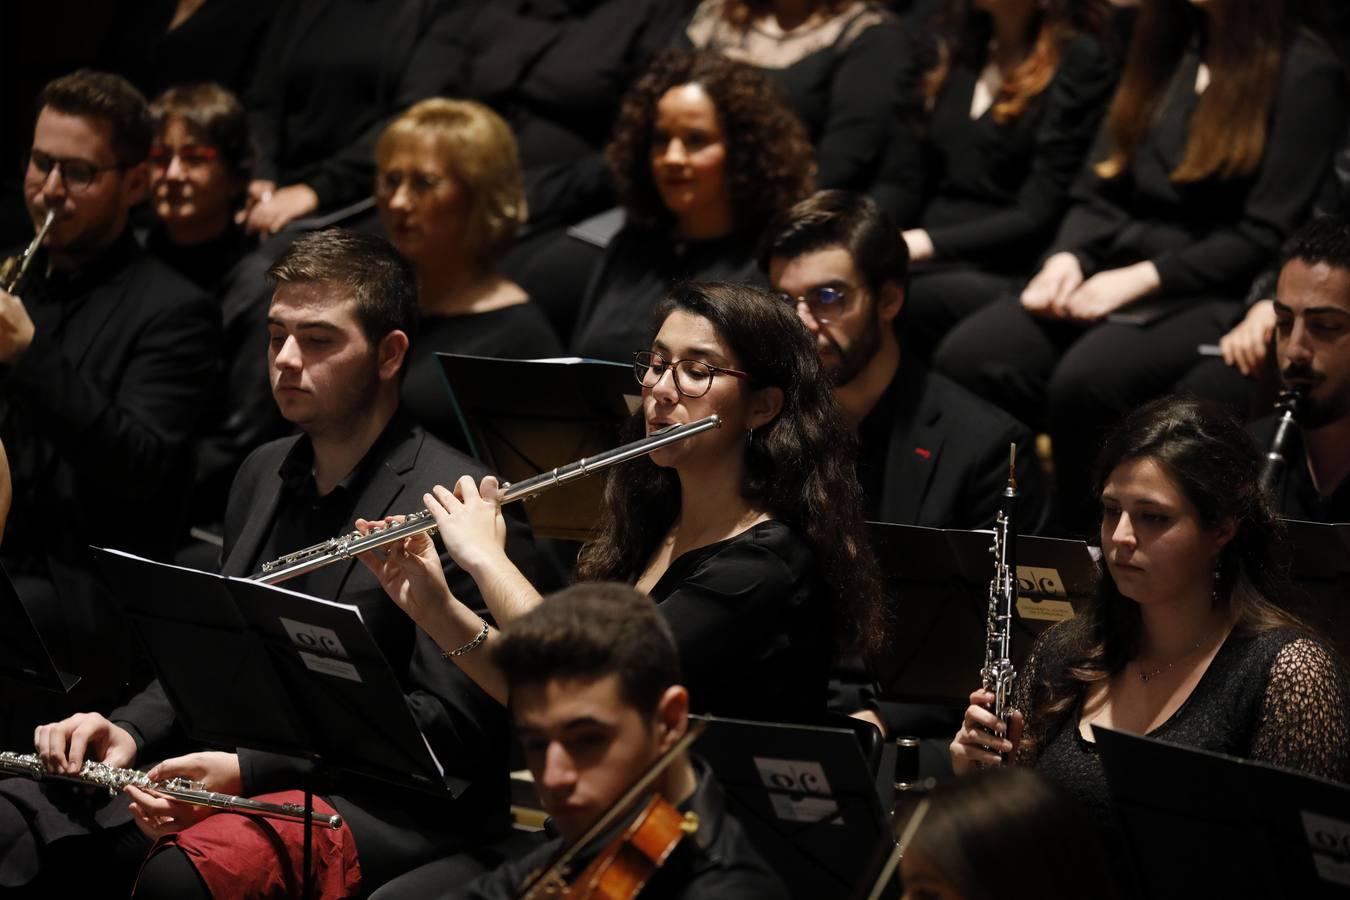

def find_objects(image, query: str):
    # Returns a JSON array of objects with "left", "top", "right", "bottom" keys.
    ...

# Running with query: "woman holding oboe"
[
  {"left": 950, "top": 396, "right": 1349, "bottom": 875},
  {"left": 361, "top": 281, "right": 887, "bottom": 724}
]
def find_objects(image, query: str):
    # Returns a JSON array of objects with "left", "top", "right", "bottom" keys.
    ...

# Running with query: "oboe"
[
  {"left": 981, "top": 445, "right": 1019, "bottom": 746},
  {"left": 1260, "top": 388, "right": 1304, "bottom": 494},
  {"left": 0, "top": 751, "right": 343, "bottom": 829},
  {"left": 254, "top": 414, "right": 723, "bottom": 585}
]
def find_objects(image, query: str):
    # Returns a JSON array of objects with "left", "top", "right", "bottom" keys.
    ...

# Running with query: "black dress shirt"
[{"left": 1249, "top": 416, "right": 1350, "bottom": 524}]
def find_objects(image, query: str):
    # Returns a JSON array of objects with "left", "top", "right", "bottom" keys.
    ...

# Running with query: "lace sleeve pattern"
[{"left": 1250, "top": 637, "right": 1350, "bottom": 782}]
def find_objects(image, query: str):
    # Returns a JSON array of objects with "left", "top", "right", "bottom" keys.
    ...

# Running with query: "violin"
[{"left": 517, "top": 719, "right": 709, "bottom": 900}]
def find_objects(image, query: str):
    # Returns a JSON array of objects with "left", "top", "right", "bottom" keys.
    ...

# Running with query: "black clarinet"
[{"left": 1260, "top": 389, "right": 1304, "bottom": 495}]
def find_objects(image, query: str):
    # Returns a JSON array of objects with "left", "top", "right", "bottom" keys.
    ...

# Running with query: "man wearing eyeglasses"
[
  {"left": 2, "top": 70, "right": 220, "bottom": 731},
  {"left": 761, "top": 190, "right": 1049, "bottom": 534}
]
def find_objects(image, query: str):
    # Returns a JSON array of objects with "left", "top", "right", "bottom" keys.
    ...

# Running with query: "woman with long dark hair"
[
  {"left": 361, "top": 281, "right": 887, "bottom": 723},
  {"left": 568, "top": 50, "right": 816, "bottom": 363},
  {"left": 951, "top": 395, "right": 1349, "bottom": 800},
  {"left": 896, "top": 0, "right": 1118, "bottom": 353},
  {"left": 933, "top": 0, "right": 1348, "bottom": 532}
]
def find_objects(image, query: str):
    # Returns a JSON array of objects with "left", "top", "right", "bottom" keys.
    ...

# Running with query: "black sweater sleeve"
[
  {"left": 815, "top": 16, "right": 911, "bottom": 190},
  {"left": 927, "top": 36, "right": 1119, "bottom": 260}
]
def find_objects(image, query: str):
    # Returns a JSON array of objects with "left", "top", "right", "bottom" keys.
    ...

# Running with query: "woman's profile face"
[
  {"left": 149, "top": 116, "right": 240, "bottom": 240},
  {"left": 376, "top": 135, "right": 463, "bottom": 268},
  {"left": 640, "top": 309, "right": 761, "bottom": 471},
  {"left": 649, "top": 83, "right": 731, "bottom": 229},
  {"left": 1099, "top": 456, "right": 1231, "bottom": 607}
]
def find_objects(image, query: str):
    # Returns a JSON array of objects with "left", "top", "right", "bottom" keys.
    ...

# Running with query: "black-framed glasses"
[
  {"left": 26, "top": 150, "right": 128, "bottom": 192},
  {"left": 774, "top": 284, "right": 853, "bottom": 319},
  {"left": 374, "top": 169, "right": 447, "bottom": 199},
  {"left": 633, "top": 350, "right": 749, "bottom": 398},
  {"left": 148, "top": 143, "right": 220, "bottom": 168}
]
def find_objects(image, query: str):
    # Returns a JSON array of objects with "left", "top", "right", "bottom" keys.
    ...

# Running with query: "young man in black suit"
[
  {"left": 1253, "top": 216, "right": 1350, "bottom": 522},
  {"left": 0, "top": 70, "right": 221, "bottom": 721},
  {"left": 5, "top": 229, "right": 543, "bottom": 897},
  {"left": 761, "top": 190, "right": 1049, "bottom": 533}
]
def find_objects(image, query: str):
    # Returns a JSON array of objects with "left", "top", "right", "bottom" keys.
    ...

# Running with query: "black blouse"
[
  {"left": 569, "top": 226, "right": 763, "bottom": 363},
  {"left": 648, "top": 520, "right": 829, "bottom": 724},
  {"left": 1050, "top": 34, "right": 1349, "bottom": 299},
  {"left": 1016, "top": 620, "right": 1350, "bottom": 826},
  {"left": 912, "top": 34, "right": 1118, "bottom": 270},
  {"left": 682, "top": 0, "right": 909, "bottom": 194},
  {"left": 401, "top": 303, "right": 564, "bottom": 449}
]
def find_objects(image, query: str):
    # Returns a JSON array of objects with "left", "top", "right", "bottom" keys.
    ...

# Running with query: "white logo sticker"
[
  {"left": 753, "top": 757, "right": 840, "bottom": 825},
  {"left": 1303, "top": 811, "right": 1350, "bottom": 888},
  {"left": 279, "top": 617, "right": 349, "bottom": 658}
]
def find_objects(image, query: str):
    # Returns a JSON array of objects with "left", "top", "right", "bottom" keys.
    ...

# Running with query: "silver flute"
[
  {"left": 981, "top": 445, "right": 1019, "bottom": 747},
  {"left": 254, "top": 414, "right": 723, "bottom": 585},
  {"left": 0, "top": 751, "right": 343, "bottom": 830}
]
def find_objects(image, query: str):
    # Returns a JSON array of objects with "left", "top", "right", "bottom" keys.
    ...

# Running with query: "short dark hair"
[
  {"left": 493, "top": 583, "right": 681, "bottom": 719},
  {"left": 758, "top": 190, "right": 909, "bottom": 294},
  {"left": 1280, "top": 214, "right": 1350, "bottom": 273},
  {"left": 150, "top": 82, "right": 254, "bottom": 179},
  {"left": 267, "top": 229, "right": 418, "bottom": 349},
  {"left": 36, "top": 69, "right": 152, "bottom": 164}
]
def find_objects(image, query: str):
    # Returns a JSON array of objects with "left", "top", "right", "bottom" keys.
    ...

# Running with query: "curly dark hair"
[
  {"left": 1020, "top": 395, "right": 1298, "bottom": 758},
  {"left": 575, "top": 281, "right": 888, "bottom": 659},
  {"left": 605, "top": 49, "right": 816, "bottom": 234}
]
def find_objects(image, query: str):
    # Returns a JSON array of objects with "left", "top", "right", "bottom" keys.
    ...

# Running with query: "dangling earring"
[
  {"left": 746, "top": 427, "right": 754, "bottom": 449},
  {"left": 1212, "top": 556, "right": 1222, "bottom": 605}
]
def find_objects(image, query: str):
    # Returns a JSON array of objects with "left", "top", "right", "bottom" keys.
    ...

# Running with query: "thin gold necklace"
[{"left": 1135, "top": 637, "right": 1207, "bottom": 683}]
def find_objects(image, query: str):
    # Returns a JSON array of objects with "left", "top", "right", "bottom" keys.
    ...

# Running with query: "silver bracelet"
[{"left": 443, "top": 618, "right": 490, "bottom": 658}]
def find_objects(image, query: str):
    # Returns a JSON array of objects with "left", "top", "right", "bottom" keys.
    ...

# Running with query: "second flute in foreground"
[{"left": 253, "top": 415, "right": 723, "bottom": 585}]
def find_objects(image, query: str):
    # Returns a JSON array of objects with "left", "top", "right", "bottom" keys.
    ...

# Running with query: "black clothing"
[
  {"left": 648, "top": 521, "right": 828, "bottom": 724},
  {"left": 0, "top": 233, "right": 220, "bottom": 696},
  {"left": 570, "top": 226, "right": 762, "bottom": 362},
  {"left": 858, "top": 361, "right": 1049, "bottom": 533},
  {"left": 910, "top": 35, "right": 1118, "bottom": 265},
  {"left": 402, "top": 303, "right": 564, "bottom": 450},
  {"left": 1017, "top": 621, "right": 1350, "bottom": 886},
  {"left": 449, "top": 760, "right": 788, "bottom": 900},
  {"left": 902, "top": 35, "right": 1118, "bottom": 351},
  {"left": 145, "top": 225, "right": 289, "bottom": 527},
  {"left": 107, "top": 414, "right": 534, "bottom": 890},
  {"left": 935, "top": 36, "right": 1347, "bottom": 533},
  {"left": 408, "top": 0, "right": 688, "bottom": 231},
  {"left": 101, "top": 0, "right": 276, "bottom": 99},
  {"left": 247, "top": 0, "right": 445, "bottom": 211},
  {"left": 682, "top": 0, "right": 908, "bottom": 196},
  {"left": 1249, "top": 416, "right": 1350, "bottom": 523}
]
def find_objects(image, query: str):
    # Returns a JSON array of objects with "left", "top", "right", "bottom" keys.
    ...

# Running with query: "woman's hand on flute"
[
  {"left": 355, "top": 515, "right": 455, "bottom": 631},
  {"left": 126, "top": 751, "right": 242, "bottom": 838},
  {"left": 424, "top": 476, "right": 509, "bottom": 578}
]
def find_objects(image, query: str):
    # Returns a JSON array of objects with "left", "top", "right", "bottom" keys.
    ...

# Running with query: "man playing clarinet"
[{"left": 1254, "top": 215, "right": 1350, "bottom": 522}]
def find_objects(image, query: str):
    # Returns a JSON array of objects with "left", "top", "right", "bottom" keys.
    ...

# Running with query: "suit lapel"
[
  {"left": 223, "top": 456, "right": 287, "bottom": 579},
  {"left": 307, "top": 426, "right": 422, "bottom": 601},
  {"left": 881, "top": 365, "right": 945, "bottom": 526}
]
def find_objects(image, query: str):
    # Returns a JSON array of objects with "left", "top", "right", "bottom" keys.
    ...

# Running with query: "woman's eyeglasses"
[
  {"left": 374, "top": 170, "right": 446, "bottom": 199},
  {"left": 633, "top": 350, "right": 748, "bottom": 398}
]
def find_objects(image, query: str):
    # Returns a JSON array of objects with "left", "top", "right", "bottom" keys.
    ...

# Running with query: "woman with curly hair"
[
  {"left": 361, "top": 281, "right": 888, "bottom": 725},
  {"left": 895, "top": 0, "right": 1119, "bottom": 354},
  {"left": 569, "top": 49, "right": 816, "bottom": 363},
  {"left": 950, "top": 396, "right": 1349, "bottom": 861}
]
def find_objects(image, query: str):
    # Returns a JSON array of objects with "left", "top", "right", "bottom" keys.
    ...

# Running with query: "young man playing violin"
[{"left": 443, "top": 582, "right": 786, "bottom": 900}]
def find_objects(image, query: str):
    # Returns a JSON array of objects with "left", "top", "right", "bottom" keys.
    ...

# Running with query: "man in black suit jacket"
[
  {"left": 0, "top": 71, "right": 220, "bottom": 721},
  {"left": 6, "top": 230, "right": 539, "bottom": 897},
  {"left": 762, "top": 190, "right": 1050, "bottom": 534}
]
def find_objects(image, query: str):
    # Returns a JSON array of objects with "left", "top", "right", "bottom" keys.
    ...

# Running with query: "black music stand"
[
  {"left": 867, "top": 522, "right": 1097, "bottom": 704},
  {"left": 1095, "top": 725, "right": 1350, "bottom": 899},
  {"left": 436, "top": 354, "right": 639, "bottom": 540},
  {"left": 1274, "top": 519, "right": 1350, "bottom": 662},
  {"left": 94, "top": 547, "right": 468, "bottom": 796},
  {"left": 0, "top": 560, "right": 79, "bottom": 694},
  {"left": 692, "top": 715, "right": 897, "bottom": 900}
]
